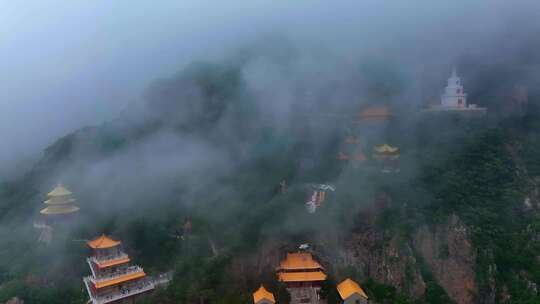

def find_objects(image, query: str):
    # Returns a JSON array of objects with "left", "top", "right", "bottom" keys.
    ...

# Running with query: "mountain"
[{"left": 1, "top": 39, "right": 540, "bottom": 304}]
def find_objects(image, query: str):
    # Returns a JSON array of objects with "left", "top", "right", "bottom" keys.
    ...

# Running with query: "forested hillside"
[{"left": 1, "top": 37, "right": 540, "bottom": 304}]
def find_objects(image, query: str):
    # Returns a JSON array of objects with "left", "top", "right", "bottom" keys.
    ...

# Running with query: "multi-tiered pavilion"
[
  {"left": 84, "top": 235, "right": 154, "bottom": 304},
  {"left": 40, "top": 183, "right": 80, "bottom": 222},
  {"left": 277, "top": 252, "right": 327, "bottom": 303}
]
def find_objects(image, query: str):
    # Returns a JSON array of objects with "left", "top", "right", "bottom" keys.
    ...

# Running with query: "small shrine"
[
  {"left": 337, "top": 136, "right": 367, "bottom": 163},
  {"left": 304, "top": 184, "right": 334, "bottom": 214},
  {"left": 336, "top": 278, "right": 369, "bottom": 304},
  {"left": 253, "top": 285, "right": 275, "bottom": 304},
  {"left": 83, "top": 235, "right": 154, "bottom": 304},
  {"left": 305, "top": 190, "right": 326, "bottom": 213},
  {"left": 373, "top": 144, "right": 400, "bottom": 173}
]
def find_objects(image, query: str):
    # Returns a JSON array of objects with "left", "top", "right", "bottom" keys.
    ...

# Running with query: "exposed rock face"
[
  {"left": 338, "top": 230, "right": 427, "bottom": 298},
  {"left": 413, "top": 214, "right": 477, "bottom": 304},
  {"left": 229, "top": 238, "right": 285, "bottom": 288},
  {"left": 231, "top": 204, "right": 478, "bottom": 304}
]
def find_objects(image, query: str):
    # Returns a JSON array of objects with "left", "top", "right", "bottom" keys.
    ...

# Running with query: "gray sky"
[{"left": 0, "top": 0, "right": 537, "bottom": 177}]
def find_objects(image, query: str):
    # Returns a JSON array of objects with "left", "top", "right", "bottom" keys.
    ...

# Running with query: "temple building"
[
  {"left": 373, "top": 144, "right": 400, "bottom": 173},
  {"left": 353, "top": 105, "right": 392, "bottom": 145},
  {"left": 40, "top": 183, "right": 80, "bottom": 222},
  {"left": 426, "top": 68, "right": 486, "bottom": 114},
  {"left": 355, "top": 105, "right": 392, "bottom": 123},
  {"left": 337, "top": 136, "right": 367, "bottom": 166},
  {"left": 83, "top": 235, "right": 154, "bottom": 304},
  {"left": 305, "top": 190, "right": 326, "bottom": 213},
  {"left": 336, "top": 278, "right": 368, "bottom": 304},
  {"left": 277, "top": 252, "right": 327, "bottom": 303},
  {"left": 253, "top": 285, "right": 275, "bottom": 304}
]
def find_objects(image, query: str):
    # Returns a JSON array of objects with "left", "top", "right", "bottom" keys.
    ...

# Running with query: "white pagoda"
[
  {"left": 425, "top": 68, "right": 486, "bottom": 114},
  {"left": 441, "top": 68, "right": 467, "bottom": 108}
]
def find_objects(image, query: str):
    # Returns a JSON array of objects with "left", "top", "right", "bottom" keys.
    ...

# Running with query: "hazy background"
[{"left": 1, "top": 0, "right": 538, "bottom": 180}]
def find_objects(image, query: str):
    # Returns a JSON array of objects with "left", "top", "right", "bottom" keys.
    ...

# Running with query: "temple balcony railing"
[
  {"left": 89, "top": 252, "right": 128, "bottom": 264},
  {"left": 84, "top": 277, "right": 154, "bottom": 304},
  {"left": 90, "top": 266, "right": 143, "bottom": 284}
]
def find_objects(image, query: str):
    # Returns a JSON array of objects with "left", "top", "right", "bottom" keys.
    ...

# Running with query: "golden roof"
[
  {"left": 95, "top": 256, "right": 130, "bottom": 269},
  {"left": 93, "top": 270, "right": 146, "bottom": 289},
  {"left": 44, "top": 183, "right": 78, "bottom": 206},
  {"left": 44, "top": 197, "right": 77, "bottom": 205},
  {"left": 278, "top": 271, "right": 327, "bottom": 282},
  {"left": 358, "top": 106, "right": 391, "bottom": 119},
  {"left": 337, "top": 278, "right": 368, "bottom": 300},
  {"left": 279, "top": 252, "right": 323, "bottom": 270},
  {"left": 253, "top": 285, "right": 275, "bottom": 304},
  {"left": 40, "top": 205, "right": 80, "bottom": 215},
  {"left": 374, "top": 144, "right": 399, "bottom": 154},
  {"left": 87, "top": 235, "right": 121, "bottom": 249},
  {"left": 47, "top": 184, "right": 73, "bottom": 197}
]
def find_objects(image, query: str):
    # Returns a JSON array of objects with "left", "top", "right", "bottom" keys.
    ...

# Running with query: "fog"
[
  {"left": 1, "top": 0, "right": 539, "bottom": 181},
  {"left": 1, "top": 2, "right": 540, "bottom": 303}
]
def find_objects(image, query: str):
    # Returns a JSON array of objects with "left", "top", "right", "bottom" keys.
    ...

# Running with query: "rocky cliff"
[{"left": 413, "top": 214, "right": 477, "bottom": 304}]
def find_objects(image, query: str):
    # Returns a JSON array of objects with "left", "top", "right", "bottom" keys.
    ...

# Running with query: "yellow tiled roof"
[
  {"left": 278, "top": 271, "right": 327, "bottom": 282},
  {"left": 96, "top": 256, "right": 131, "bottom": 269},
  {"left": 93, "top": 271, "right": 146, "bottom": 289},
  {"left": 374, "top": 144, "right": 399, "bottom": 153},
  {"left": 47, "top": 184, "right": 72, "bottom": 197},
  {"left": 253, "top": 285, "right": 275, "bottom": 303},
  {"left": 337, "top": 278, "right": 368, "bottom": 300},
  {"left": 279, "top": 252, "right": 323, "bottom": 270},
  {"left": 40, "top": 205, "right": 80, "bottom": 215},
  {"left": 44, "top": 183, "right": 78, "bottom": 207},
  {"left": 44, "top": 197, "right": 77, "bottom": 205},
  {"left": 87, "top": 235, "right": 121, "bottom": 249}
]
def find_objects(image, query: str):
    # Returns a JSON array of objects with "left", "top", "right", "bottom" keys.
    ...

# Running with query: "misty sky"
[{"left": 0, "top": 0, "right": 536, "bottom": 177}]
